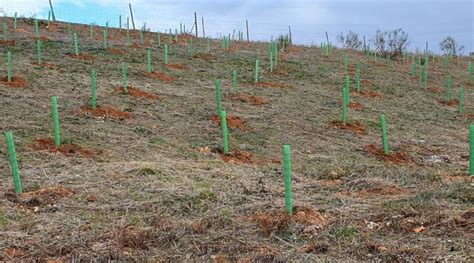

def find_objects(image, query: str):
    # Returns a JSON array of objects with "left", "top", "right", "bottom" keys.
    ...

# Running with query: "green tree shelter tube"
[
  {"left": 2, "top": 22, "right": 7, "bottom": 41},
  {"left": 13, "top": 12, "right": 17, "bottom": 30},
  {"left": 146, "top": 48, "right": 152, "bottom": 73},
  {"left": 283, "top": 145, "right": 293, "bottom": 215},
  {"left": 470, "top": 125, "right": 474, "bottom": 176},
  {"left": 164, "top": 44, "right": 168, "bottom": 65},
  {"left": 232, "top": 70, "right": 237, "bottom": 94},
  {"left": 458, "top": 86, "right": 463, "bottom": 114},
  {"left": 102, "top": 29, "right": 107, "bottom": 49},
  {"left": 5, "top": 132, "right": 22, "bottom": 194},
  {"left": 270, "top": 52, "right": 274, "bottom": 73},
  {"left": 356, "top": 62, "right": 361, "bottom": 92},
  {"left": 7, "top": 51, "right": 12, "bottom": 83},
  {"left": 52, "top": 96, "right": 60, "bottom": 148},
  {"left": 446, "top": 74, "right": 451, "bottom": 100},
  {"left": 121, "top": 63, "right": 127, "bottom": 95},
  {"left": 220, "top": 111, "right": 229, "bottom": 154},
  {"left": 73, "top": 32, "right": 79, "bottom": 55},
  {"left": 342, "top": 86, "right": 348, "bottom": 125},
  {"left": 254, "top": 60, "right": 259, "bottom": 83},
  {"left": 344, "top": 54, "right": 349, "bottom": 73},
  {"left": 36, "top": 40, "right": 42, "bottom": 64},
  {"left": 34, "top": 18, "right": 39, "bottom": 37},
  {"left": 380, "top": 114, "right": 388, "bottom": 155},
  {"left": 91, "top": 69, "right": 97, "bottom": 109},
  {"left": 215, "top": 79, "right": 222, "bottom": 115},
  {"left": 469, "top": 61, "right": 472, "bottom": 83}
]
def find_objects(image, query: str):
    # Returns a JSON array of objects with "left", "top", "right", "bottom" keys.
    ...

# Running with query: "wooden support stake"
[
  {"left": 288, "top": 26, "right": 292, "bottom": 45},
  {"left": 246, "top": 20, "right": 249, "bottom": 42},
  {"left": 49, "top": 0, "right": 56, "bottom": 21},
  {"left": 129, "top": 3, "right": 136, "bottom": 30},
  {"left": 201, "top": 17, "right": 205, "bottom": 38},
  {"left": 194, "top": 12, "right": 198, "bottom": 38}
]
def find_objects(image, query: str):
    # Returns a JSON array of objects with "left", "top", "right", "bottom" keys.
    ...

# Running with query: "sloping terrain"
[{"left": 0, "top": 18, "right": 472, "bottom": 261}]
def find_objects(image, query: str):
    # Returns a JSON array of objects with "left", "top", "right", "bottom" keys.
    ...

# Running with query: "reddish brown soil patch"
[
  {"left": 30, "top": 138, "right": 93, "bottom": 157},
  {"left": 252, "top": 206, "right": 330, "bottom": 235},
  {"left": 348, "top": 102, "right": 364, "bottom": 110},
  {"left": 192, "top": 53, "right": 214, "bottom": 61},
  {"left": 221, "top": 150, "right": 261, "bottom": 164},
  {"left": 167, "top": 63, "right": 187, "bottom": 70},
  {"left": 0, "top": 39, "right": 15, "bottom": 46},
  {"left": 438, "top": 99, "right": 458, "bottom": 107},
  {"left": 144, "top": 71, "right": 175, "bottom": 82},
  {"left": 360, "top": 79, "right": 374, "bottom": 86},
  {"left": 129, "top": 43, "right": 141, "bottom": 48},
  {"left": 352, "top": 90, "right": 383, "bottom": 99},
  {"left": 87, "top": 195, "right": 98, "bottom": 202},
  {"left": 18, "top": 186, "right": 74, "bottom": 206},
  {"left": 3, "top": 247, "right": 22, "bottom": 259},
  {"left": 106, "top": 47, "right": 126, "bottom": 55},
  {"left": 68, "top": 53, "right": 95, "bottom": 61},
  {"left": 45, "top": 23, "right": 62, "bottom": 32},
  {"left": 364, "top": 144, "right": 411, "bottom": 164},
  {"left": 330, "top": 121, "right": 365, "bottom": 135},
  {"left": 210, "top": 114, "right": 245, "bottom": 130},
  {"left": 75, "top": 106, "right": 132, "bottom": 120},
  {"left": 428, "top": 86, "right": 444, "bottom": 94},
  {"left": 255, "top": 82, "right": 291, "bottom": 89},
  {"left": 32, "top": 62, "right": 60, "bottom": 70},
  {"left": 12, "top": 28, "right": 31, "bottom": 34},
  {"left": 229, "top": 93, "right": 266, "bottom": 106},
  {"left": 114, "top": 87, "right": 159, "bottom": 100},
  {"left": 0, "top": 77, "right": 28, "bottom": 88}
]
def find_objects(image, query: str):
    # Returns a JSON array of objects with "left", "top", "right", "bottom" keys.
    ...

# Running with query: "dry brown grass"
[{"left": 0, "top": 17, "right": 472, "bottom": 262}]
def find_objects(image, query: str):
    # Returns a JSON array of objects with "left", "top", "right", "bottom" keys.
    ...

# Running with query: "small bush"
[
  {"left": 337, "top": 31, "right": 362, "bottom": 50},
  {"left": 439, "top": 36, "right": 464, "bottom": 57},
  {"left": 373, "top": 28, "right": 409, "bottom": 59}
]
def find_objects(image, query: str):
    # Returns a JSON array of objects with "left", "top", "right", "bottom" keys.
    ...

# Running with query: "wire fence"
[{"left": 0, "top": 0, "right": 472, "bottom": 53}]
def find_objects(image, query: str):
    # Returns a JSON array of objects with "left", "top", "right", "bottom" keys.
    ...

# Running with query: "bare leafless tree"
[
  {"left": 336, "top": 31, "right": 362, "bottom": 50},
  {"left": 373, "top": 28, "right": 409, "bottom": 59},
  {"left": 440, "top": 36, "right": 464, "bottom": 57}
]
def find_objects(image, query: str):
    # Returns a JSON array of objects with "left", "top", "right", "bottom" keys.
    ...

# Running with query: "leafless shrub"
[
  {"left": 439, "top": 36, "right": 464, "bottom": 57},
  {"left": 337, "top": 31, "right": 362, "bottom": 50},
  {"left": 373, "top": 28, "right": 409, "bottom": 59}
]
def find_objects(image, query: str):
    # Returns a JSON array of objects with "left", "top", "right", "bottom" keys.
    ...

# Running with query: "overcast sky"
[{"left": 1, "top": 0, "right": 472, "bottom": 53}]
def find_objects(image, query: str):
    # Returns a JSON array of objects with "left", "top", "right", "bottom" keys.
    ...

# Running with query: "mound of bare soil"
[
  {"left": 330, "top": 121, "right": 365, "bottom": 135},
  {"left": 210, "top": 114, "right": 246, "bottom": 130},
  {"left": 18, "top": 186, "right": 74, "bottom": 207},
  {"left": 144, "top": 71, "right": 175, "bottom": 82},
  {"left": 221, "top": 150, "right": 261, "bottom": 164},
  {"left": 364, "top": 144, "right": 412, "bottom": 164},
  {"left": 29, "top": 138, "right": 93, "bottom": 157},
  {"left": 0, "top": 76, "right": 28, "bottom": 88}
]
